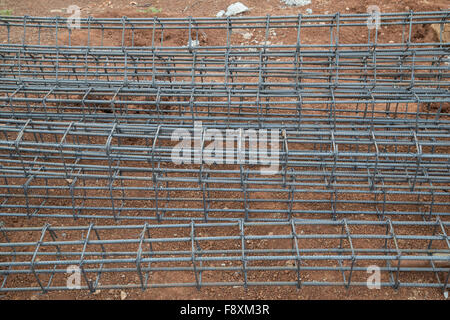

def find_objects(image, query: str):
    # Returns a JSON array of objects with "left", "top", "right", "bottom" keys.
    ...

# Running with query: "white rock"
[
  {"left": 225, "top": 2, "right": 249, "bottom": 16},
  {"left": 120, "top": 290, "right": 127, "bottom": 300},
  {"left": 242, "top": 32, "right": 252, "bottom": 40},
  {"left": 216, "top": 10, "right": 225, "bottom": 18},
  {"left": 188, "top": 39, "right": 200, "bottom": 47},
  {"left": 306, "top": 8, "right": 313, "bottom": 14},
  {"left": 50, "top": 9, "right": 63, "bottom": 13},
  {"left": 444, "top": 291, "right": 449, "bottom": 299},
  {"left": 280, "top": 0, "right": 311, "bottom": 7}
]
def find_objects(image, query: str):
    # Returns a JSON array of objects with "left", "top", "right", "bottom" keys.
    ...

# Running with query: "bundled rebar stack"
[{"left": 0, "top": 12, "right": 449, "bottom": 294}]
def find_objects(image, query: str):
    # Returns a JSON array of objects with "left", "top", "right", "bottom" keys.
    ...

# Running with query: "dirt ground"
[
  {"left": 0, "top": 0, "right": 449, "bottom": 301},
  {"left": 0, "top": 0, "right": 449, "bottom": 20}
]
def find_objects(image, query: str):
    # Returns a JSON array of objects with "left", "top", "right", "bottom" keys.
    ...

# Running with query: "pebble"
[
  {"left": 285, "top": 260, "right": 295, "bottom": 266},
  {"left": 120, "top": 290, "right": 127, "bottom": 300},
  {"left": 305, "top": 8, "right": 313, "bottom": 15},
  {"left": 242, "top": 32, "right": 252, "bottom": 40},
  {"left": 225, "top": 2, "right": 249, "bottom": 17},
  {"left": 188, "top": 39, "right": 200, "bottom": 47},
  {"left": 50, "top": 9, "right": 62, "bottom": 13},
  {"left": 281, "top": 0, "right": 311, "bottom": 6}
]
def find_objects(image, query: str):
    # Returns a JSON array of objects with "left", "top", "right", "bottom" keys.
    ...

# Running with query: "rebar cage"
[{"left": 0, "top": 11, "right": 449, "bottom": 295}]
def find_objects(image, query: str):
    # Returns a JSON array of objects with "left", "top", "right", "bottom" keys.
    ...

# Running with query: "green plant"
[
  {"left": 0, "top": 9, "right": 12, "bottom": 16},
  {"left": 138, "top": 6, "right": 161, "bottom": 14}
]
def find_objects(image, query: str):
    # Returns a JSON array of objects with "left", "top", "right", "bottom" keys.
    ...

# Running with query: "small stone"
[
  {"left": 268, "top": 232, "right": 273, "bottom": 236},
  {"left": 216, "top": 10, "right": 225, "bottom": 18},
  {"left": 305, "top": 8, "right": 313, "bottom": 15},
  {"left": 65, "top": 178, "right": 73, "bottom": 184},
  {"left": 50, "top": 9, "right": 62, "bottom": 13},
  {"left": 188, "top": 39, "right": 199, "bottom": 47},
  {"left": 242, "top": 32, "right": 252, "bottom": 40},
  {"left": 345, "top": 7, "right": 350, "bottom": 11},
  {"left": 444, "top": 291, "right": 449, "bottom": 299},
  {"left": 286, "top": 260, "right": 295, "bottom": 266},
  {"left": 130, "top": 1, "right": 137, "bottom": 5},
  {"left": 120, "top": 290, "right": 127, "bottom": 300},
  {"left": 280, "top": 0, "right": 311, "bottom": 6},
  {"left": 93, "top": 289, "right": 101, "bottom": 295},
  {"left": 225, "top": 2, "right": 249, "bottom": 17}
]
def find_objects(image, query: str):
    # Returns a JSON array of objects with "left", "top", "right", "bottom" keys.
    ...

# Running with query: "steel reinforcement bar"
[
  {"left": 0, "top": 119, "right": 448, "bottom": 222},
  {"left": 0, "top": 12, "right": 448, "bottom": 126},
  {"left": 1, "top": 11, "right": 449, "bottom": 47},
  {"left": 0, "top": 219, "right": 449, "bottom": 292},
  {"left": 0, "top": 11, "right": 448, "bottom": 294}
]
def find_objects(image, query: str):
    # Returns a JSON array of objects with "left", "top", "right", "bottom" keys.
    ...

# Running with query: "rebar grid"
[
  {"left": 1, "top": 11, "right": 449, "bottom": 47},
  {"left": 0, "top": 119, "right": 448, "bottom": 222},
  {"left": 0, "top": 12, "right": 448, "bottom": 293},
  {"left": 0, "top": 12, "right": 448, "bottom": 126},
  {"left": 0, "top": 219, "right": 449, "bottom": 292}
]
